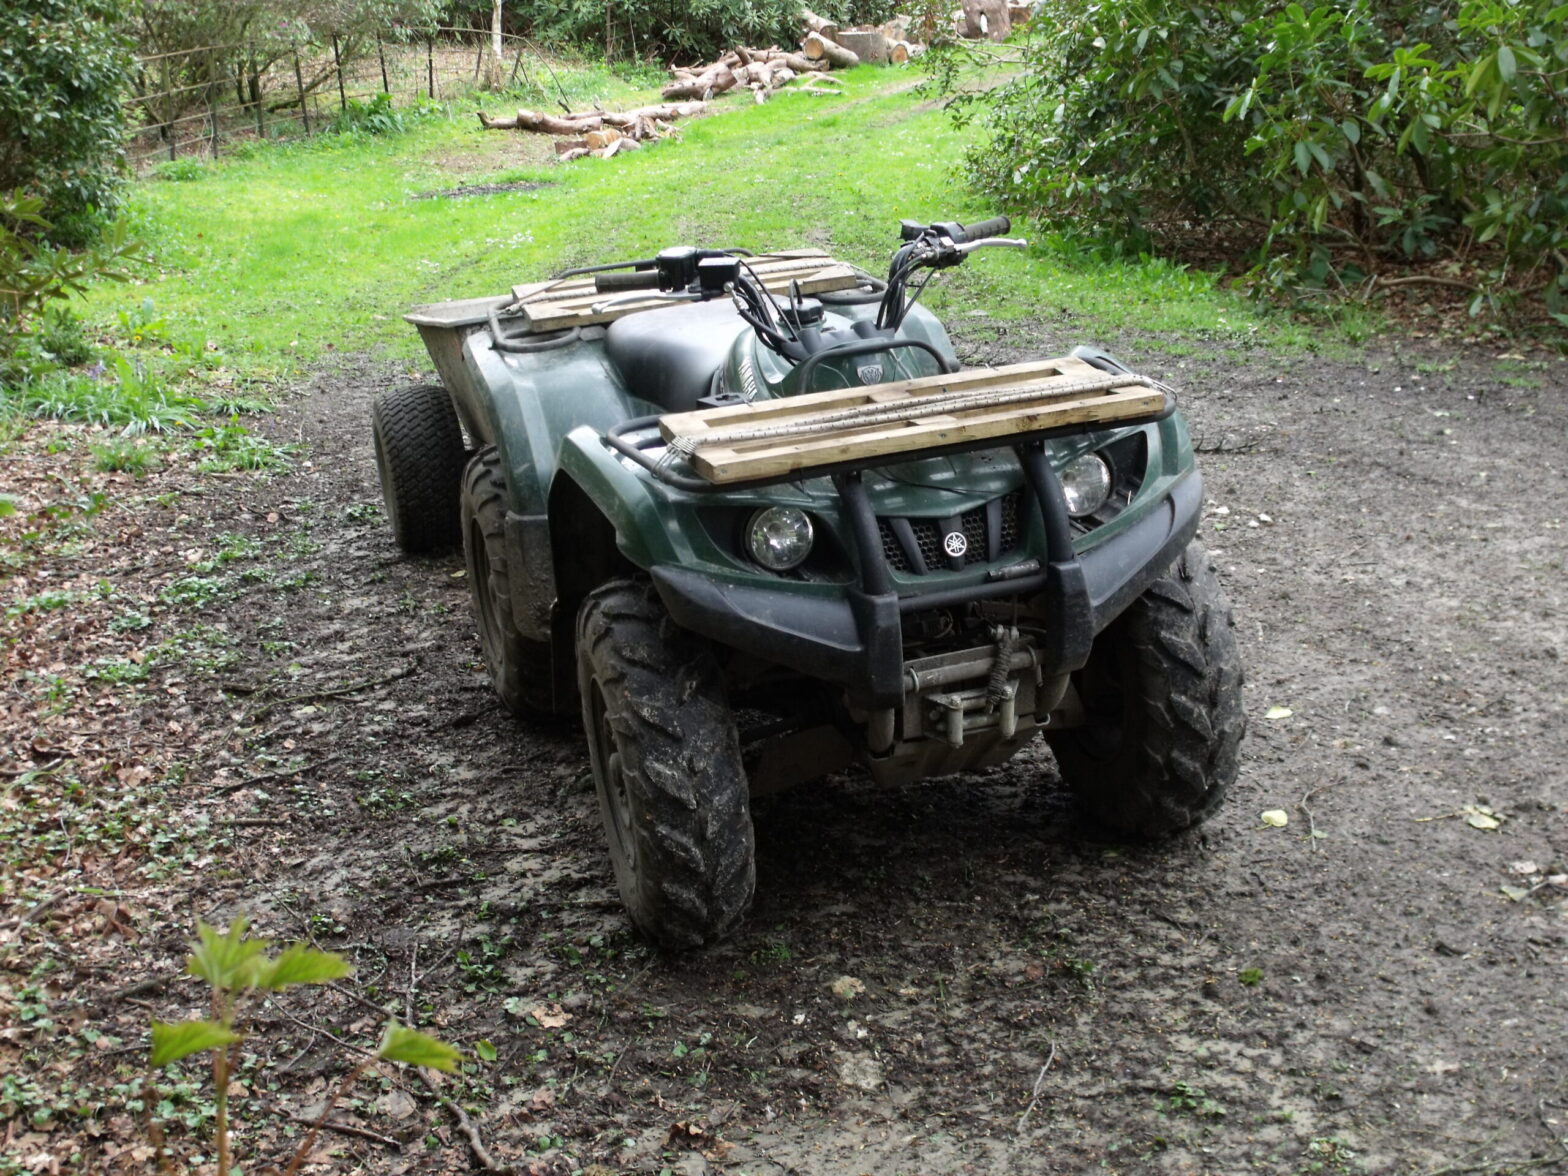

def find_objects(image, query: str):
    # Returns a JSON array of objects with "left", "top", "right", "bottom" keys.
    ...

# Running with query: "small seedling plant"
[{"left": 147, "top": 918, "right": 462, "bottom": 1175}]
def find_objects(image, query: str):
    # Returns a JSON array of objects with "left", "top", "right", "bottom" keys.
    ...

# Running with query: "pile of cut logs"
[
  {"left": 474, "top": 8, "right": 930, "bottom": 162},
  {"left": 662, "top": 9, "right": 924, "bottom": 103}
]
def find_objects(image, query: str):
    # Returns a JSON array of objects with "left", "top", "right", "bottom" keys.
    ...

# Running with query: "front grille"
[{"left": 876, "top": 491, "right": 1024, "bottom": 575}]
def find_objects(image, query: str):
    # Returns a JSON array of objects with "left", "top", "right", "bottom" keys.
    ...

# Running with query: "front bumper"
[{"left": 653, "top": 465, "right": 1203, "bottom": 707}]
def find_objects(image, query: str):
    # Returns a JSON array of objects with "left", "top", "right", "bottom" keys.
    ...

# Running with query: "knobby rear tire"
[
  {"left": 371, "top": 383, "right": 465, "bottom": 553},
  {"left": 461, "top": 447, "right": 559, "bottom": 721}
]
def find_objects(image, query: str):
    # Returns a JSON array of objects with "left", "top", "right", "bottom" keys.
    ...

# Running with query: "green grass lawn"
[{"left": 78, "top": 64, "right": 1363, "bottom": 387}]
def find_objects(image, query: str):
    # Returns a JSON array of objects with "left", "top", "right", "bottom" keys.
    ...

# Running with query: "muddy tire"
[
  {"left": 371, "top": 383, "right": 466, "bottom": 553},
  {"left": 577, "top": 580, "right": 755, "bottom": 948},
  {"left": 1046, "top": 541, "right": 1245, "bottom": 838},
  {"left": 461, "top": 447, "right": 558, "bottom": 720}
]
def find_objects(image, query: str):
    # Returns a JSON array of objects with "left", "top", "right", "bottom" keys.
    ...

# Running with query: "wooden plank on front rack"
[
  {"left": 656, "top": 355, "right": 1164, "bottom": 484},
  {"left": 519, "top": 262, "right": 863, "bottom": 330},
  {"left": 508, "top": 250, "right": 835, "bottom": 307},
  {"left": 689, "top": 389, "right": 1163, "bottom": 483},
  {"left": 660, "top": 357, "right": 1083, "bottom": 442}
]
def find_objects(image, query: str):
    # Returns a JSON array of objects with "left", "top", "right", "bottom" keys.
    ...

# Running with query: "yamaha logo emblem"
[
  {"left": 856, "top": 363, "right": 883, "bottom": 385},
  {"left": 943, "top": 531, "right": 968, "bottom": 558}
]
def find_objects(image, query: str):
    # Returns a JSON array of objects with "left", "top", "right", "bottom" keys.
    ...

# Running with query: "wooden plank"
[
  {"left": 519, "top": 263, "right": 863, "bottom": 329},
  {"left": 509, "top": 250, "right": 833, "bottom": 305},
  {"left": 660, "top": 357, "right": 1082, "bottom": 442},
  {"left": 688, "top": 388, "right": 1164, "bottom": 483}
]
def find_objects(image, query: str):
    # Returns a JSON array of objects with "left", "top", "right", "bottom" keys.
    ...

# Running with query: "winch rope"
[{"left": 666, "top": 371, "right": 1168, "bottom": 456}]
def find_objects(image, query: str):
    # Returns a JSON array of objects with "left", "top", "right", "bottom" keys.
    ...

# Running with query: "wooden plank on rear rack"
[
  {"left": 657, "top": 355, "right": 1165, "bottom": 484},
  {"left": 509, "top": 248, "right": 834, "bottom": 305},
  {"left": 512, "top": 253, "right": 863, "bottom": 330}
]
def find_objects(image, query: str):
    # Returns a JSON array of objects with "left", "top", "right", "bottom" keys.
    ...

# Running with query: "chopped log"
[
  {"left": 801, "top": 8, "right": 839, "bottom": 39},
  {"left": 554, "top": 137, "right": 589, "bottom": 154},
  {"left": 836, "top": 29, "right": 892, "bottom": 64},
  {"left": 1007, "top": 3, "right": 1031, "bottom": 23},
  {"left": 477, "top": 101, "right": 706, "bottom": 138},
  {"left": 662, "top": 64, "right": 737, "bottom": 100},
  {"left": 584, "top": 127, "right": 622, "bottom": 150},
  {"left": 802, "top": 31, "right": 860, "bottom": 68},
  {"left": 605, "top": 101, "right": 707, "bottom": 124},
  {"left": 477, "top": 108, "right": 604, "bottom": 134},
  {"left": 889, "top": 41, "right": 921, "bottom": 64},
  {"left": 960, "top": 0, "right": 1011, "bottom": 41},
  {"left": 756, "top": 48, "right": 823, "bottom": 72},
  {"left": 559, "top": 147, "right": 591, "bottom": 162}
]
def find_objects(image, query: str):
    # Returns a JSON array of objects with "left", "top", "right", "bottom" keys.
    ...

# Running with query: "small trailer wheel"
[
  {"left": 370, "top": 383, "right": 466, "bottom": 553},
  {"left": 577, "top": 579, "right": 755, "bottom": 948},
  {"left": 461, "top": 447, "right": 561, "bottom": 721},
  {"left": 1046, "top": 541, "right": 1245, "bottom": 838}
]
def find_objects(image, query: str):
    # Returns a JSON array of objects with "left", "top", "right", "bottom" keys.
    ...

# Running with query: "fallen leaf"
[
  {"left": 1507, "top": 860, "right": 1539, "bottom": 875},
  {"left": 1264, "top": 705, "right": 1293, "bottom": 720},
  {"left": 1260, "top": 809, "right": 1289, "bottom": 828},
  {"left": 1499, "top": 884, "right": 1531, "bottom": 902},
  {"left": 829, "top": 975, "right": 865, "bottom": 1000},
  {"left": 530, "top": 1003, "right": 572, "bottom": 1029},
  {"left": 1460, "top": 804, "right": 1501, "bottom": 830}
]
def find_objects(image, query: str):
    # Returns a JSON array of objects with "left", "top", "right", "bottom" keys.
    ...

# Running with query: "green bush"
[
  {"left": 482, "top": 0, "right": 900, "bottom": 63},
  {"left": 962, "top": 0, "right": 1568, "bottom": 315},
  {"left": 0, "top": 0, "right": 137, "bottom": 246},
  {"left": 0, "top": 190, "right": 139, "bottom": 384}
]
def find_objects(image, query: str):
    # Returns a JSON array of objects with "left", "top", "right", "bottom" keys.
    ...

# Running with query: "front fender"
[{"left": 551, "top": 425, "right": 706, "bottom": 571}]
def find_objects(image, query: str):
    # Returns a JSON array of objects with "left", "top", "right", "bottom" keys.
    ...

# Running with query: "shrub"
[
  {"left": 0, "top": 0, "right": 137, "bottom": 246},
  {"left": 0, "top": 190, "right": 139, "bottom": 383},
  {"left": 961, "top": 0, "right": 1568, "bottom": 316},
  {"left": 475, "top": 0, "right": 901, "bottom": 63}
]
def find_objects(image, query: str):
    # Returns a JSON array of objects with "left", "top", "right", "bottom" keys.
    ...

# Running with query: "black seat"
[{"left": 605, "top": 300, "right": 747, "bottom": 413}]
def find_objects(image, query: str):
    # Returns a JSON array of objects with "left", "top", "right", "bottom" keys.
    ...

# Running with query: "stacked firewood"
[
  {"left": 474, "top": 9, "right": 929, "bottom": 162},
  {"left": 662, "top": 8, "right": 925, "bottom": 103}
]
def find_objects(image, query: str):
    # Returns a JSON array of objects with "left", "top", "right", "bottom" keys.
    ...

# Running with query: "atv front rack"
[{"left": 605, "top": 355, "right": 1170, "bottom": 490}]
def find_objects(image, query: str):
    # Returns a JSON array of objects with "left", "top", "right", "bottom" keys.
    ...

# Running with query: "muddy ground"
[{"left": 3, "top": 324, "right": 1566, "bottom": 1176}]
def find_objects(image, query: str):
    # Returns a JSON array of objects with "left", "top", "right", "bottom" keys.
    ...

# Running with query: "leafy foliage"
[
  {"left": 0, "top": 0, "right": 137, "bottom": 246},
  {"left": 146, "top": 918, "right": 462, "bottom": 1176},
  {"left": 492, "top": 0, "right": 900, "bottom": 63},
  {"left": 0, "top": 190, "right": 139, "bottom": 381},
  {"left": 962, "top": 0, "right": 1568, "bottom": 314}
]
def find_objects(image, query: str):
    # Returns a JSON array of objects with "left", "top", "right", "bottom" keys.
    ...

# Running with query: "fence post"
[
  {"left": 378, "top": 40, "right": 390, "bottom": 93},
  {"left": 210, "top": 93, "right": 220, "bottom": 158},
  {"left": 427, "top": 36, "right": 435, "bottom": 100},
  {"left": 293, "top": 51, "right": 312, "bottom": 134},
  {"left": 332, "top": 35, "right": 347, "bottom": 110}
]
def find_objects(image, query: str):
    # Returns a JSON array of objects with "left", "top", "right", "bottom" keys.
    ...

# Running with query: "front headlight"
[
  {"left": 1061, "top": 453, "right": 1112, "bottom": 517},
  {"left": 746, "top": 507, "right": 814, "bottom": 570}
]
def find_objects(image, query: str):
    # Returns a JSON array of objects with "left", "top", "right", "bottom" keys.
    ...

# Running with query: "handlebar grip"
[
  {"left": 593, "top": 269, "right": 663, "bottom": 293},
  {"left": 952, "top": 215, "right": 1011, "bottom": 244}
]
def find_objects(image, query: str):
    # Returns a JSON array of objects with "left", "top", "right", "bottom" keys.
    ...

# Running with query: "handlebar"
[
  {"left": 900, "top": 215, "right": 1013, "bottom": 245},
  {"left": 950, "top": 215, "right": 1011, "bottom": 243},
  {"left": 594, "top": 269, "right": 663, "bottom": 293}
]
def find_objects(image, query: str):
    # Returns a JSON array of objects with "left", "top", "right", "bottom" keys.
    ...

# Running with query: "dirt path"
[{"left": 4, "top": 332, "right": 1566, "bottom": 1175}]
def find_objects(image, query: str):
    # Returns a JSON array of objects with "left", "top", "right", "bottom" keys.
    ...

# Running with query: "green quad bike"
[{"left": 372, "top": 216, "right": 1245, "bottom": 948}]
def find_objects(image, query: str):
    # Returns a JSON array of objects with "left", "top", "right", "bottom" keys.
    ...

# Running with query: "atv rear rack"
[
  {"left": 507, "top": 250, "right": 864, "bottom": 331},
  {"left": 648, "top": 355, "right": 1168, "bottom": 486}
]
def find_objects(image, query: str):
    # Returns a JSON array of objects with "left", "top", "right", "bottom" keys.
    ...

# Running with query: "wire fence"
[{"left": 126, "top": 28, "right": 545, "bottom": 170}]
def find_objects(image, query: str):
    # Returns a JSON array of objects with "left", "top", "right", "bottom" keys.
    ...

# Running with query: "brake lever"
[
  {"left": 954, "top": 237, "right": 1029, "bottom": 254},
  {"left": 591, "top": 290, "right": 701, "bottom": 314}
]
